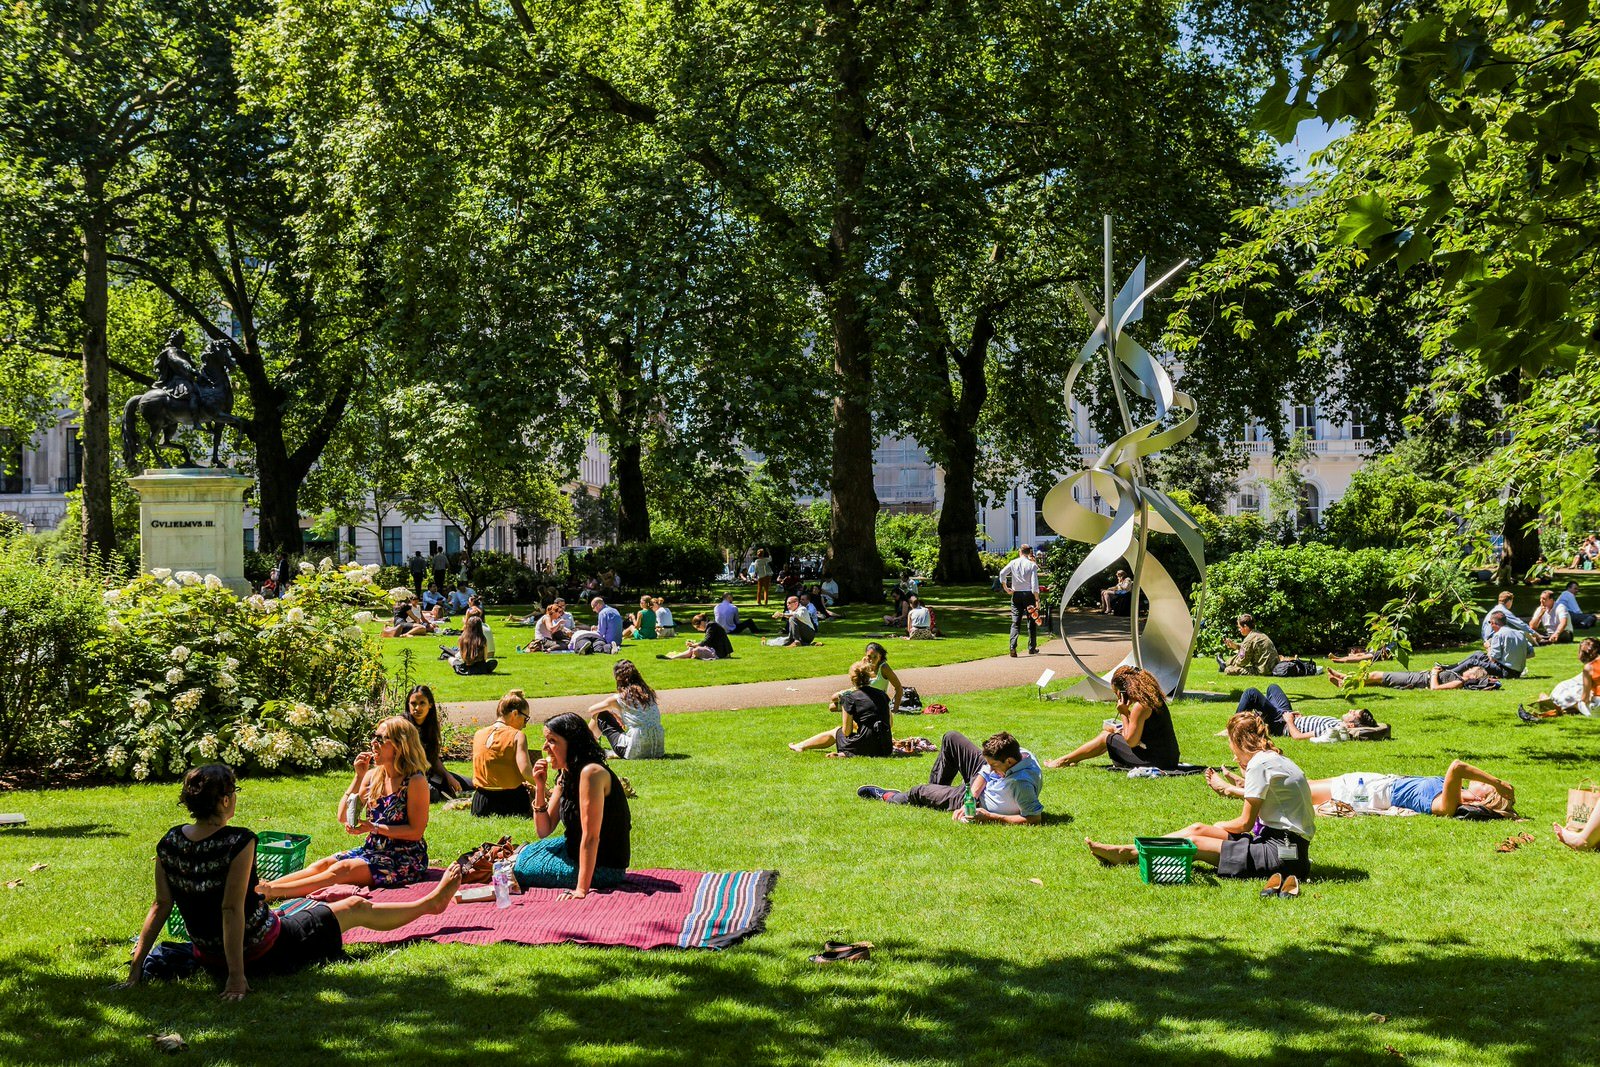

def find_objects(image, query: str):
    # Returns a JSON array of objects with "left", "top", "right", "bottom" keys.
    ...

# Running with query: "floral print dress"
[{"left": 337, "top": 772, "right": 428, "bottom": 887}]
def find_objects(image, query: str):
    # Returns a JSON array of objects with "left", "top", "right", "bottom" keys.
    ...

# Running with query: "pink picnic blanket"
[{"left": 341, "top": 868, "right": 776, "bottom": 951}]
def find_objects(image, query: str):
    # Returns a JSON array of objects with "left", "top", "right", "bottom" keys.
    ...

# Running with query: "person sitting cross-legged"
[
  {"left": 1044, "top": 666, "right": 1182, "bottom": 771},
  {"left": 764, "top": 595, "right": 818, "bottom": 647},
  {"left": 857, "top": 730, "right": 1044, "bottom": 824},
  {"left": 1530, "top": 588, "right": 1574, "bottom": 645},
  {"left": 1087, "top": 711, "right": 1314, "bottom": 884},
  {"left": 789, "top": 660, "right": 894, "bottom": 758},
  {"left": 123, "top": 764, "right": 461, "bottom": 1001},
  {"left": 1217, "top": 614, "right": 1279, "bottom": 676}
]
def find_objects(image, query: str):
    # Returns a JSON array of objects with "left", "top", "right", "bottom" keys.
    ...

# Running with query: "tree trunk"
[
  {"left": 79, "top": 205, "right": 117, "bottom": 565},
  {"left": 821, "top": 2, "right": 883, "bottom": 603},
  {"left": 252, "top": 405, "right": 302, "bottom": 554},
  {"left": 1500, "top": 492, "right": 1542, "bottom": 583},
  {"left": 931, "top": 310, "right": 995, "bottom": 584},
  {"left": 936, "top": 443, "right": 986, "bottom": 582},
  {"left": 825, "top": 290, "right": 883, "bottom": 600},
  {"left": 613, "top": 436, "right": 649, "bottom": 543}
]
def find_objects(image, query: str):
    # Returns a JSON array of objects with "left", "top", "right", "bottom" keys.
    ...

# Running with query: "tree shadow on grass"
[
  {"left": 0, "top": 823, "right": 127, "bottom": 839},
  {"left": 6, "top": 927, "right": 1595, "bottom": 1065}
]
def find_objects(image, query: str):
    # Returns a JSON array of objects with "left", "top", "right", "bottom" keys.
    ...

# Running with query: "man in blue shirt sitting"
[
  {"left": 857, "top": 731, "right": 1044, "bottom": 825},
  {"left": 591, "top": 597, "right": 624, "bottom": 648}
]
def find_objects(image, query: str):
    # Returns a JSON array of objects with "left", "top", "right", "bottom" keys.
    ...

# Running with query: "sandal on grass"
[{"left": 809, "top": 941, "right": 872, "bottom": 964}]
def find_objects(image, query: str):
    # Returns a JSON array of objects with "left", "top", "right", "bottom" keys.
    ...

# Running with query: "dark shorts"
[
  {"left": 249, "top": 903, "right": 344, "bottom": 976},
  {"left": 471, "top": 785, "right": 533, "bottom": 818},
  {"left": 1107, "top": 733, "right": 1180, "bottom": 770},
  {"left": 1216, "top": 829, "right": 1310, "bottom": 880},
  {"left": 835, "top": 726, "right": 893, "bottom": 757}
]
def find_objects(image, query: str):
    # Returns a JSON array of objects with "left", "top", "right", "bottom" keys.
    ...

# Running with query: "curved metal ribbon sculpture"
[{"left": 1040, "top": 217, "right": 1205, "bottom": 699}]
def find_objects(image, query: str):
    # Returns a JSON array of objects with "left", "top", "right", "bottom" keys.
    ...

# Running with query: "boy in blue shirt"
[{"left": 858, "top": 731, "right": 1044, "bottom": 825}]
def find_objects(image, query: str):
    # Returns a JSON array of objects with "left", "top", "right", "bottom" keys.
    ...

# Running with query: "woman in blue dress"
[{"left": 259, "top": 717, "right": 432, "bottom": 898}]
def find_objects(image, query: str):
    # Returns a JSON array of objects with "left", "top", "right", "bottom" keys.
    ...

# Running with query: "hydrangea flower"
[
  {"left": 169, "top": 645, "right": 191, "bottom": 664},
  {"left": 353, "top": 611, "right": 374, "bottom": 625},
  {"left": 176, "top": 571, "right": 202, "bottom": 587},
  {"left": 151, "top": 568, "right": 172, "bottom": 580},
  {"left": 102, "top": 588, "right": 122, "bottom": 604},
  {"left": 298, "top": 561, "right": 315, "bottom": 574},
  {"left": 165, "top": 667, "right": 185, "bottom": 685},
  {"left": 204, "top": 574, "right": 224, "bottom": 590},
  {"left": 285, "top": 607, "right": 305, "bottom": 625}
]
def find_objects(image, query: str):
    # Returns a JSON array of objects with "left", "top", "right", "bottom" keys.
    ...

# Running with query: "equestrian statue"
[{"left": 121, "top": 331, "right": 242, "bottom": 470}]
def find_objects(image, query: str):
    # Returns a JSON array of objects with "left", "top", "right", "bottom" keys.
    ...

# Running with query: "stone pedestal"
[{"left": 129, "top": 469, "right": 253, "bottom": 595}]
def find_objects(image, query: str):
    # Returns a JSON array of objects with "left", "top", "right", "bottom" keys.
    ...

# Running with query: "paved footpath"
[{"left": 440, "top": 613, "right": 1131, "bottom": 728}]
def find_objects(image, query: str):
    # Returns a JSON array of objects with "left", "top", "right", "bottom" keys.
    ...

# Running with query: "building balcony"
[{"left": 875, "top": 484, "right": 937, "bottom": 505}]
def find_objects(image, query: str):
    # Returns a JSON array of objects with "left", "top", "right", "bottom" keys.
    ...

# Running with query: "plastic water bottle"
[
  {"left": 1353, "top": 776, "right": 1370, "bottom": 811},
  {"left": 491, "top": 859, "right": 512, "bottom": 908},
  {"left": 962, "top": 788, "right": 977, "bottom": 822}
]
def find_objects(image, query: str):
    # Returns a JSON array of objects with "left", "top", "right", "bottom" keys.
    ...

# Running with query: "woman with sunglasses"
[
  {"left": 258, "top": 717, "right": 432, "bottom": 899},
  {"left": 124, "top": 764, "right": 461, "bottom": 1000},
  {"left": 470, "top": 689, "right": 542, "bottom": 817},
  {"left": 512, "top": 713, "right": 631, "bottom": 899}
]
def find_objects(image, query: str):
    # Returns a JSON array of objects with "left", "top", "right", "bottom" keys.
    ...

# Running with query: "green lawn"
[
  {"left": 4, "top": 636, "right": 1600, "bottom": 1064},
  {"left": 381, "top": 583, "right": 1014, "bottom": 701}
]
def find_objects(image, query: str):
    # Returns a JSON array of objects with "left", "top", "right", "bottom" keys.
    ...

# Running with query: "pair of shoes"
[
  {"left": 1495, "top": 831, "right": 1536, "bottom": 853},
  {"left": 1009, "top": 649, "right": 1017, "bottom": 658},
  {"left": 809, "top": 940, "right": 872, "bottom": 963},
  {"left": 857, "top": 785, "right": 892, "bottom": 801},
  {"left": 1261, "top": 873, "right": 1301, "bottom": 898}
]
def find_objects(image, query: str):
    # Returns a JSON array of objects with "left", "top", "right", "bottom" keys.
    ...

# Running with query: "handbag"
[
  {"left": 1567, "top": 779, "right": 1600, "bottom": 827},
  {"left": 900, "top": 685, "right": 923, "bottom": 710},
  {"left": 456, "top": 836, "right": 519, "bottom": 884}
]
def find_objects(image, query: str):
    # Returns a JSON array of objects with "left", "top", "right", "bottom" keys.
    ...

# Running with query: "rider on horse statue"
[{"left": 153, "top": 330, "right": 202, "bottom": 415}]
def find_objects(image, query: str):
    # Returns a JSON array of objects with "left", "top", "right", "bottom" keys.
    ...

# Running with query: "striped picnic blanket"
[{"left": 341, "top": 868, "right": 776, "bottom": 951}]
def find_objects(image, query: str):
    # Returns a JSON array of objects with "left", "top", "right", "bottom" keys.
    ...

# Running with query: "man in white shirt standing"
[{"left": 998, "top": 544, "right": 1041, "bottom": 657}]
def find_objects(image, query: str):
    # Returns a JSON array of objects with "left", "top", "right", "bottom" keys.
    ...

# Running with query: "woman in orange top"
[{"left": 471, "top": 690, "right": 541, "bottom": 818}]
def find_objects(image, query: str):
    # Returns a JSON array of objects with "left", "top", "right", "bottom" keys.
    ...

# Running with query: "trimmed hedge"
[
  {"left": 578, "top": 538, "right": 721, "bottom": 589},
  {"left": 1197, "top": 543, "right": 1465, "bottom": 656}
]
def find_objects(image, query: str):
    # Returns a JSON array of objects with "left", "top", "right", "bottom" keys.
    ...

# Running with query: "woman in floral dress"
[{"left": 258, "top": 717, "right": 431, "bottom": 898}]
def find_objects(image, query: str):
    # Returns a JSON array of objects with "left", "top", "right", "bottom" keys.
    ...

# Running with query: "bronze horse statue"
[{"left": 121, "top": 338, "right": 242, "bottom": 469}]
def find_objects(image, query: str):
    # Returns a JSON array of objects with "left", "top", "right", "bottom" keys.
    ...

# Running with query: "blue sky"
[{"left": 1280, "top": 117, "right": 1351, "bottom": 179}]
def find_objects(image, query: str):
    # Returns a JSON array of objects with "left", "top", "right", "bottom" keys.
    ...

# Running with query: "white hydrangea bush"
[{"left": 101, "top": 562, "right": 391, "bottom": 780}]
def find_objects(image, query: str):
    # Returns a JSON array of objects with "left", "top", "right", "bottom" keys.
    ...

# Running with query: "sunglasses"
[{"left": 371, "top": 734, "right": 393, "bottom": 747}]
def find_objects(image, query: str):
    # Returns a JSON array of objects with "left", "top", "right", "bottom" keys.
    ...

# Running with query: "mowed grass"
[
  {"left": 379, "top": 583, "right": 1013, "bottom": 701},
  {"left": 4, "top": 635, "right": 1600, "bottom": 1065}
]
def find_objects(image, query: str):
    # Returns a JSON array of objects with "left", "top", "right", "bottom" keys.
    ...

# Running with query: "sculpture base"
[{"left": 128, "top": 469, "right": 253, "bottom": 595}]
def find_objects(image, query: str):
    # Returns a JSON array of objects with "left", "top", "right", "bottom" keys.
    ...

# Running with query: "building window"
[
  {"left": 381, "top": 526, "right": 403, "bottom": 566},
  {"left": 1034, "top": 503, "right": 1057, "bottom": 538},
  {"left": 1293, "top": 404, "right": 1319, "bottom": 441},
  {"left": 1298, "top": 484, "right": 1322, "bottom": 529},
  {"left": 1349, "top": 420, "right": 1367, "bottom": 441},
  {"left": 0, "top": 439, "right": 21, "bottom": 494},
  {"left": 244, "top": 528, "right": 255, "bottom": 553},
  {"left": 65, "top": 435, "right": 83, "bottom": 489},
  {"left": 1237, "top": 491, "right": 1260, "bottom": 514},
  {"left": 445, "top": 526, "right": 462, "bottom": 556}
]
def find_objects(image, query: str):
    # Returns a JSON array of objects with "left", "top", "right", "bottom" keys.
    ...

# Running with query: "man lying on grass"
[
  {"left": 1206, "top": 759, "right": 1516, "bottom": 818},
  {"left": 857, "top": 730, "right": 1044, "bottom": 824}
]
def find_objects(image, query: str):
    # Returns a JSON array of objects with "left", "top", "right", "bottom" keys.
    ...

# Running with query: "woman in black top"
[
  {"left": 1044, "top": 666, "right": 1182, "bottom": 770},
  {"left": 123, "top": 764, "right": 461, "bottom": 1000},
  {"left": 406, "top": 684, "right": 470, "bottom": 801},
  {"left": 512, "top": 713, "right": 631, "bottom": 898},
  {"left": 659, "top": 614, "right": 733, "bottom": 660},
  {"left": 787, "top": 660, "right": 894, "bottom": 757}
]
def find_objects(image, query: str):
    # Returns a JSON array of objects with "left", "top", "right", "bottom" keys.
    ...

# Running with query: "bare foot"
[
  {"left": 788, "top": 743, "right": 805, "bottom": 754},
  {"left": 1043, "top": 757, "right": 1074, "bottom": 769},
  {"left": 426, "top": 864, "right": 463, "bottom": 912},
  {"left": 1084, "top": 838, "right": 1137, "bottom": 866},
  {"left": 1554, "top": 822, "right": 1589, "bottom": 851},
  {"left": 1204, "top": 768, "right": 1233, "bottom": 797},
  {"left": 1326, "top": 671, "right": 1345, "bottom": 687}
]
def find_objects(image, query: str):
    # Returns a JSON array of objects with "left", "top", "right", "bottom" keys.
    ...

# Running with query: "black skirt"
[
  {"left": 471, "top": 785, "right": 533, "bottom": 818},
  {"left": 1216, "top": 827, "right": 1311, "bottom": 880}
]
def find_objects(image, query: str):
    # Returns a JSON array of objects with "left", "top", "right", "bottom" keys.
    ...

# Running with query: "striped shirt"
[{"left": 1294, "top": 715, "right": 1342, "bottom": 738}]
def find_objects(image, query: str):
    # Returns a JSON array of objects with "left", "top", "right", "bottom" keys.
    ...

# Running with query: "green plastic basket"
[
  {"left": 165, "top": 831, "right": 312, "bottom": 939},
  {"left": 1135, "top": 836, "right": 1196, "bottom": 886}
]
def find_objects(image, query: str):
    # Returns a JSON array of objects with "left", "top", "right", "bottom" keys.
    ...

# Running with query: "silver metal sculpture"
[{"left": 1040, "top": 216, "right": 1205, "bottom": 698}]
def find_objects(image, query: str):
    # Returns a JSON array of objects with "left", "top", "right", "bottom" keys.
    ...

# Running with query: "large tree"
[{"left": 0, "top": 0, "right": 225, "bottom": 560}]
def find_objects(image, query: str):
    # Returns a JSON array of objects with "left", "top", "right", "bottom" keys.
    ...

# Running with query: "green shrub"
[
  {"left": 1319, "top": 465, "right": 1453, "bottom": 550},
  {"left": 468, "top": 550, "right": 541, "bottom": 603},
  {"left": 1198, "top": 543, "right": 1463, "bottom": 656},
  {"left": 876, "top": 512, "right": 940, "bottom": 575},
  {"left": 0, "top": 541, "right": 113, "bottom": 772},
  {"left": 99, "top": 561, "right": 389, "bottom": 780},
  {"left": 978, "top": 551, "right": 1010, "bottom": 576},
  {"left": 579, "top": 537, "right": 721, "bottom": 588}
]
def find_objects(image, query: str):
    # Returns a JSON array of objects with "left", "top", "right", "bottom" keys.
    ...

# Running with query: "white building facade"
[{"left": 4, "top": 415, "right": 611, "bottom": 567}]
